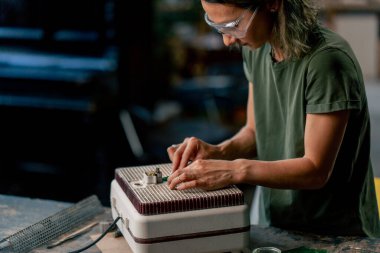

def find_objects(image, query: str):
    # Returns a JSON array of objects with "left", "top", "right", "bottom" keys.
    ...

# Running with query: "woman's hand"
[
  {"left": 167, "top": 137, "right": 221, "bottom": 173},
  {"left": 167, "top": 159, "right": 242, "bottom": 191}
]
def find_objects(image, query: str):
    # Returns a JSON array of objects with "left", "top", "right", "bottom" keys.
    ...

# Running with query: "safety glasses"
[{"left": 204, "top": 5, "right": 259, "bottom": 39}]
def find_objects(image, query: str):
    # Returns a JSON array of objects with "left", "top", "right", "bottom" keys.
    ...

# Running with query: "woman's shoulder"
[
  {"left": 304, "top": 26, "right": 362, "bottom": 73},
  {"left": 309, "top": 26, "right": 356, "bottom": 60}
]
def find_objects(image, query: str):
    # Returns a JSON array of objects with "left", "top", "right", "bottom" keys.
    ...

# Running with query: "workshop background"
[{"left": 0, "top": 0, "right": 379, "bottom": 206}]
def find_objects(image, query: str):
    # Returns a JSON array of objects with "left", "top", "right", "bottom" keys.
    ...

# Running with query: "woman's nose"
[{"left": 222, "top": 34, "right": 237, "bottom": 46}]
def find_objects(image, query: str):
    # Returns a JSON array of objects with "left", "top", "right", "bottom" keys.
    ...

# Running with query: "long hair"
[{"left": 203, "top": 0, "right": 320, "bottom": 59}]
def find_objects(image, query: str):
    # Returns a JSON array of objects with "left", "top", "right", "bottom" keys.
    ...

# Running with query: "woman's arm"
[
  {"left": 239, "top": 110, "right": 350, "bottom": 189},
  {"left": 169, "top": 109, "right": 350, "bottom": 190}
]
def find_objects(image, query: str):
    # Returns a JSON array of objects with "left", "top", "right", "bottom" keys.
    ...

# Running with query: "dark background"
[
  {"left": 0, "top": 0, "right": 247, "bottom": 206},
  {"left": 1, "top": 0, "right": 379, "bottom": 207}
]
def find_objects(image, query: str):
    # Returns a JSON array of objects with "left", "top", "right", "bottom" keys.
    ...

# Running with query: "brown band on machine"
[{"left": 127, "top": 226, "right": 251, "bottom": 244}]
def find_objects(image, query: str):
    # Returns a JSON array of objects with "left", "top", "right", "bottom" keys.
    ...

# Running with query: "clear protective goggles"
[{"left": 204, "top": 5, "right": 258, "bottom": 39}]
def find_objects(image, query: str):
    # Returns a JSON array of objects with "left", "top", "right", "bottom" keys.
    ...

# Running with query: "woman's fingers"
[
  {"left": 178, "top": 137, "right": 198, "bottom": 171},
  {"left": 168, "top": 137, "right": 200, "bottom": 173},
  {"left": 168, "top": 164, "right": 196, "bottom": 189},
  {"left": 175, "top": 180, "right": 197, "bottom": 190},
  {"left": 168, "top": 160, "right": 236, "bottom": 191},
  {"left": 171, "top": 142, "right": 187, "bottom": 172}
]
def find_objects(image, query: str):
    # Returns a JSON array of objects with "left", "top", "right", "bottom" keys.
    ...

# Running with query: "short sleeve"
[{"left": 305, "top": 48, "right": 362, "bottom": 113}]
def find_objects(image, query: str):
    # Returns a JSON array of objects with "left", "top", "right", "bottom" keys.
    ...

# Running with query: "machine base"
[{"left": 110, "top": 180, "right": 251, "bottom": 253}]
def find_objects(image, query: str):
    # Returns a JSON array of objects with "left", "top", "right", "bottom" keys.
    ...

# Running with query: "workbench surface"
[{"left": 1, "top": 194, "right": 379, "bottom": 253}]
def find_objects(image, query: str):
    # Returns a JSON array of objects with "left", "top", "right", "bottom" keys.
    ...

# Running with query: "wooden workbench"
[{"left": 1, "top": 194, "right": 379, "bottom": 253}]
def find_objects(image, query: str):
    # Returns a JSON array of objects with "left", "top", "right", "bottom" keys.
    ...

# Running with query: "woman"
[{"left": 167, "top": 0, "right": 380, "bottom": 237}]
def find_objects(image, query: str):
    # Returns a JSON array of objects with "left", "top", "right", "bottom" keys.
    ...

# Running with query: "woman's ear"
[{"left": 266, "top": 0, "right": 281, "bottom": 12}]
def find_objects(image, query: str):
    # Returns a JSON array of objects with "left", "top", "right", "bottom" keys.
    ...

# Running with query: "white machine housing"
[{"left": 111, "top": 179, "right": 251, "bottom": 253}]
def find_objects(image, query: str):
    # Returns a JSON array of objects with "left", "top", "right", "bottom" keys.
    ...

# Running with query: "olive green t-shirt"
[{"left": 242, "top": 26, "right": 380, "bottom": 237}]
